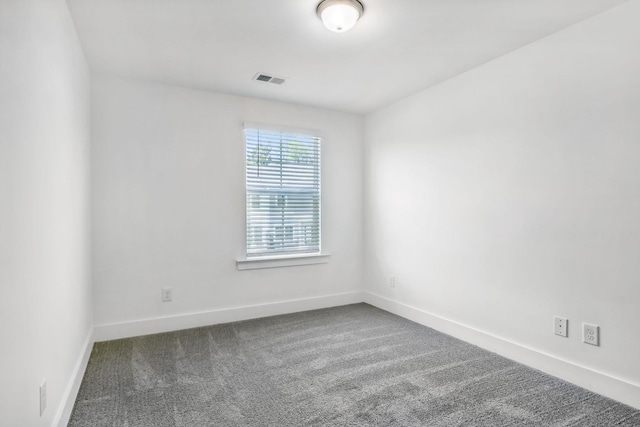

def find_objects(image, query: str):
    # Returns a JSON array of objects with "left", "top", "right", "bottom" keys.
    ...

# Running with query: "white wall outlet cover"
[
  {"left": 583, "top": 323, "right": 599, "bottom": 346},
  {"left": 162, "top": 288, "right": 173, "bottom": 302},
  {"left": 554, "top": 316, "right": 568, "bottom": 337},
  {"left": 39, "top": 380, "right": 47, "bottom": 416}
]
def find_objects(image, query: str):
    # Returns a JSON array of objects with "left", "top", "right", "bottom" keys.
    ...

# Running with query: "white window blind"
[{"left": 245, "top": 127, "right": 321, "bottom": 257}]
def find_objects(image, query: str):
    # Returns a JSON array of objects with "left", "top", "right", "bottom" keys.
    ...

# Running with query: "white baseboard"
[
  {"left": 364, "top": 292, "right": 640, "bottom": 410},
  {"left": 94, "top": 291, "right": 366, "bottom": 342},
  {"left": 53, "top": 328, "right": 94, "bottom": 427}
]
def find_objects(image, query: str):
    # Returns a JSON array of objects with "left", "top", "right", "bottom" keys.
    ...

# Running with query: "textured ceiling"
[{"left": 67, "top": 0, "right": 628, "bottom": 113}]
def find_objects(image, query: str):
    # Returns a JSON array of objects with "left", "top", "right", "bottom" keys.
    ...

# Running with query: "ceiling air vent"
[{"left": 253, "top": 73, "right": 286, "bottom": 85}]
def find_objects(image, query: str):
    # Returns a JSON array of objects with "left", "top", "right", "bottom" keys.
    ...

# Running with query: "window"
[{"left": 244, "top": 126, "right": 321, "bottom": 258}]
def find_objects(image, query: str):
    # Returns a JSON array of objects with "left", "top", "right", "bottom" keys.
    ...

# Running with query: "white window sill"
[{"left": 236, "top": 253, "right": 331, "bottom": 271}]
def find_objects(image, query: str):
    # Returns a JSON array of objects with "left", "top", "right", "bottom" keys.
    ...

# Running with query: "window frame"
[{"left": 237, "top": 123, "right": 330, "bottom": 270}]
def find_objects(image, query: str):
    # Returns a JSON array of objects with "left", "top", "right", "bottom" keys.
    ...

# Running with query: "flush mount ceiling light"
[{"left": 316, "top": 0, "right": 364, "bottom": 33}]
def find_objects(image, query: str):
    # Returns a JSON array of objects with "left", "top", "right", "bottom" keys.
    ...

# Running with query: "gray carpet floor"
[{"left": 69, "top": 303, "right": 640, "bottom": 426}]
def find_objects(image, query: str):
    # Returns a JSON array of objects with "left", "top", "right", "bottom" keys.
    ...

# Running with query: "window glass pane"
[{"left": 245, "top": 128, "right": 321, "bottom": 257}]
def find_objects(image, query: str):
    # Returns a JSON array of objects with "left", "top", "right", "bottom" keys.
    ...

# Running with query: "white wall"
[
  {"left": 364, "top": 1, "right": 640, "bottom": 407},
  {"left": 0, "top": 0, "right": 92, "bottom": 425},
  {"left": 91, "top": 75, "right": 363, "bottom": 336}
]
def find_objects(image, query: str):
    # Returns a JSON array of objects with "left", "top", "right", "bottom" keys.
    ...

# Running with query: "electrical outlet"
[
  {"left": 583, "top": 323, "right": 599, "bottom": 346},
  {"left": 39, "top": 380, "right": 47, "bottom": 416},
  {"left": 554, "top": 316, "right": 568, "bottom": 337},
  {"left": 161, "top": 287, "right": 173, "bottom": 302},
  {"left": 389, "top": 276, "right": 396, "bottom": 288}
]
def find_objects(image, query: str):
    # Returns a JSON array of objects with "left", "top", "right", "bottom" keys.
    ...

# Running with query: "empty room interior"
[{"left": 2, "top": 0, "right": 640, "bottom": 425}]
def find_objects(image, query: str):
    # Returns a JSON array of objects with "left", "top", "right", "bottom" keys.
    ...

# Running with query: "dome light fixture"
[{"left": 316, "top": 0, "right": 364, "bottom": 33}]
